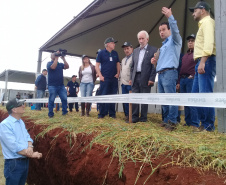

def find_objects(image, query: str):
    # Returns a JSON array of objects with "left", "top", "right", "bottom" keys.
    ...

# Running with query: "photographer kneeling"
[{"left": 47, "top": 50, "right": 69, "bottom": 118}]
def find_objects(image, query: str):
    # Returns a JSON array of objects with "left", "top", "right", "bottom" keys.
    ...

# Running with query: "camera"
[{"left": 54, "top": 49, "right": 67, "bottom": 57}]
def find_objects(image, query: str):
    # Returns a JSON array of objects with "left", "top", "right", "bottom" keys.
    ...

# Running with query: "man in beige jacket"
[{"left": 120, "top": 42, "right": 133, "bottom": 122}]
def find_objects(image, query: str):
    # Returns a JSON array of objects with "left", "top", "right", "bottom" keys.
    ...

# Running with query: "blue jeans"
[
  {"left": 158, "top": 69, "right": 178, "bottom": 124},
  {"left": 121, "top": 84, "right": 131, "bottom": 116},
  {"left": 4, "top": 158, "right": 29, "bottom": 185},
  {"left": 35, "top": 90, "right": 45, "bottom": 110},
  {"left": 80, "top": 82, "right": 94, "bottom": 97},
  {"left": 191, "top": 56, "right": 216, "bottom": 131},
  {"left": 98, "top": 78, "right": 118, "bottom": 117},
  {"left": 180, "top": 77, "right": 199, "bottom": 127},
  {"left": 48, "top": 85, "right": 68, "bottom": 117}
]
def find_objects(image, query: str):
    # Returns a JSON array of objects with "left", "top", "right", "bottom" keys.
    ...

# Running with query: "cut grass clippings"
[{"left": 0, "top": 106, "right": 225, "bottom": 178}]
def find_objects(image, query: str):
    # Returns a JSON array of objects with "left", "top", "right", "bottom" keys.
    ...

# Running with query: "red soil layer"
[{"left": 0, "top": 110, "right": 225, "bottom": 185}]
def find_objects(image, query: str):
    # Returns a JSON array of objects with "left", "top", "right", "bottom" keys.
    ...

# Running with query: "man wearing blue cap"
[
  {"left": 189, "top": 1, "right": 216, "bottom": 132},
  {"left": 95, "top": 37, "right": 120, "bottom": 119}
]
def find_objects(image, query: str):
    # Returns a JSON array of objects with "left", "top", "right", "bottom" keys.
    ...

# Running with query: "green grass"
[
  {"left": 0, "top": 106, "right": 226, "bottom": 180},
  {"left": 0, "top": 145, "right": 4, "bottom": 184}
]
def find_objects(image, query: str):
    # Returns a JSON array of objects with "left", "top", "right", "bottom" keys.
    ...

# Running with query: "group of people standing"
[
  {"left": 95, "top": 1, "right": 216, "bottom": 132},
  {"left": 0, "top": 1, "right": 216, "bottom": 184},
  {"left": 34, "top": 1, "right": 215, "bottom": 133}
]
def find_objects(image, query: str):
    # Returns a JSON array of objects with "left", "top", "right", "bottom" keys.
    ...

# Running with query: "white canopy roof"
[{"left": 39, "top": 0, "right": 214, "bottom": 60}]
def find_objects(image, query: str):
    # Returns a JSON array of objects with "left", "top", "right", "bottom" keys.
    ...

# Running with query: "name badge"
[{"left": 110, "top": 57, "right": 113, "bottom": 61}]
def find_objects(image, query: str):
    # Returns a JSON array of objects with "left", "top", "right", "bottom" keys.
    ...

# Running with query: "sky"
[{"left": 0, "top": 0, "right": 93, "bottom": 90}]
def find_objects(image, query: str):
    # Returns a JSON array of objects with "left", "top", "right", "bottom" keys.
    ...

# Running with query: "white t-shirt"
[{"left": 81, "top": 66, "right": 93, "bottom": 83}]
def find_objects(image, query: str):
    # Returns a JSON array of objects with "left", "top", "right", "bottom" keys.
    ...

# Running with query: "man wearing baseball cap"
[
  {"left": 189, "top": 1, "right": 216, "bottom": 132},
  {"left": 120, "top": 42, "right": 133, "bottom": 122},
  {"left": 47, "top": 52, "right": 69, "bottom": 118},
  {"left": 95, "top": 37, "right": 120, "bottom": 119},
  {"left": 35, "top": 69, "right": 47, "bottom": 111},
  {"left": 67, "top": 75, "right": 79, "bottom": 112},
  {"left": 0, "top": 98, "right": 42, "bottom": 184},
  {"left": 176, "top": 34, "right": 199, "bottom": 129}
]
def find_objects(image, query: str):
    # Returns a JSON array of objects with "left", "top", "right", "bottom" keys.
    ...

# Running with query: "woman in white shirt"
[{"left": 78, "top": 55, "right": 96, "bottom": 116}]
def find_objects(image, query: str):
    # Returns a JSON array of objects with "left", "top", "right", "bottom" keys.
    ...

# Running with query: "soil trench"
[{"left": 0, "top": 110, "right": 225, "bottom": 185}]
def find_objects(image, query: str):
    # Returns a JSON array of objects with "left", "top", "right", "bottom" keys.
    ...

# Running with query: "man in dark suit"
[{"left": 129, "top": 30, "right": 157, "bottom": 123}]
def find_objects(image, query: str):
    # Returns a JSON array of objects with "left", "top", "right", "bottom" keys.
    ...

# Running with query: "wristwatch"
[{"left": 28, "top": 145, "right": 34, "bottom": 148}]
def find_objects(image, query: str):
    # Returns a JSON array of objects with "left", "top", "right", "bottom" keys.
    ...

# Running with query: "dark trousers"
[
  {"left": 98, "top": 78, "right": 118, "bottom": 117},
  {"left": 121, "top": 84, "right": 132, "bottom": 116},
  {"left": 4, "top": 158, "right": 29, "bottom": 185},
  {"left": 68, "top": 94, "right": 79, "bottom": 111},
  {"left": 132, "top": 73, "right": 151, "bottom": 122}
]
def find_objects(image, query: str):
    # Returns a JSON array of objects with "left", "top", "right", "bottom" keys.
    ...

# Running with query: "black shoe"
[
  {"left": 160, "top": 121, "right": 167, "bottom": 127},
  {"left": 49, "top": 115, "right": 54, "bottom": 118},
  {"left": 165, "top": 121, "right": 177, "bottom": 131},
  {"left": 139, "top": 120, "right": 147, "bottom": 123},
  {"left": 110, "top": 115, "right": 116, "bottom": 119},
  {"left": 62, "top": 112, "right": 68, "bottom": 116},
  {"left": 76, "top": 110, "right": 79, "bottom": 112},
  {"left": 125, "top": 116, "right": 129, "bottom": 123},
  {"left": 194, "top": 125, "right": 210, "bottom": 133},
  {"left": 69, "top": 110, "right": 72, "bottom": 112},
  {"left": 98, "top": 115, "right": 104, "bottom": 119},
  {"left": 132, "top": 119, "right": 139, "bottom": 123}
]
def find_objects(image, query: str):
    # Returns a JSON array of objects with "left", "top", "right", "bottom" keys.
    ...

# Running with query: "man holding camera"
[{"left": 47, "top": 51, "right": 69, "bottom": 118}]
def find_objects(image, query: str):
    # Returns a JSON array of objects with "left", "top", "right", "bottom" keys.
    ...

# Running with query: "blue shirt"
[
  {"left": 96, "top": 49, "right": 120, "bottom": 79},
  {"left": 0, "top": 115, "right": 33, "bottom": 159},
  {"left": 35, "top": 74, "right": 47, "bottom": 91},
  {"left": 47, "top": 61, "right": 65, "bottom": 86},
  {"left": 156, "top": 15, "right": 182, "bottom": 72},
  {"left": 67, "top": 81, "right": 79, "bottom": 95}
]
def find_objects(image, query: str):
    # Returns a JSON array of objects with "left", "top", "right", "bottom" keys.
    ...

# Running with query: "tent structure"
[
  {"left": 37, "top": 0, "right": 214, "bottom": 72},
  {"left": 38, "top": 0, "right": 226, "bottom": 133}
]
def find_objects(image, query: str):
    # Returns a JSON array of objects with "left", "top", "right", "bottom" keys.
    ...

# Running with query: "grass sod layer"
[{"left": 0, "top": 106, "right": 226, "bottom": 181}]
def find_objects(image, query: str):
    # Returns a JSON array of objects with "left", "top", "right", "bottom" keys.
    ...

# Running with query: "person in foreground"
[
  {"left": 151, "top": 7, "right": 182, "bottom": 131},
  {"left": 0, "top": 98, "right": 42, "bottom": 185},
  {"left": 130, "top": 31, "right": 157, "bottom": 123},
  {"left": 47, "top": 51, "right": 69, "bottom": 118},
  {"left": 189, "top": 1, "right": 216, "bottom": 132}
]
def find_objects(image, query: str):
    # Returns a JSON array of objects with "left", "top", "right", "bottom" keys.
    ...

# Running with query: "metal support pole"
[
  {"left": 4, "top": 70, "right": 8, "bottom": 101},
  {"left": 215, "top": 0, "right": 226, "bottom": 133},
  {"left": 37, "top": 50, "right": 42, "bottom": 73},
  {"left": 129, "top": 91, "right": 132, "bottom": 123}
]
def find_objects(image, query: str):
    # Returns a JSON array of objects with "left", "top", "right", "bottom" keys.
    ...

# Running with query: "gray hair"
[{"left": 137, "top": 30, "right": 149, "bottom": 39}]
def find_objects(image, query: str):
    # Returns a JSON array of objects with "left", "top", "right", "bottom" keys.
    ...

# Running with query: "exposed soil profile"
[{"left": 0, "top": 110, "right": 225, "bottom": 185}]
